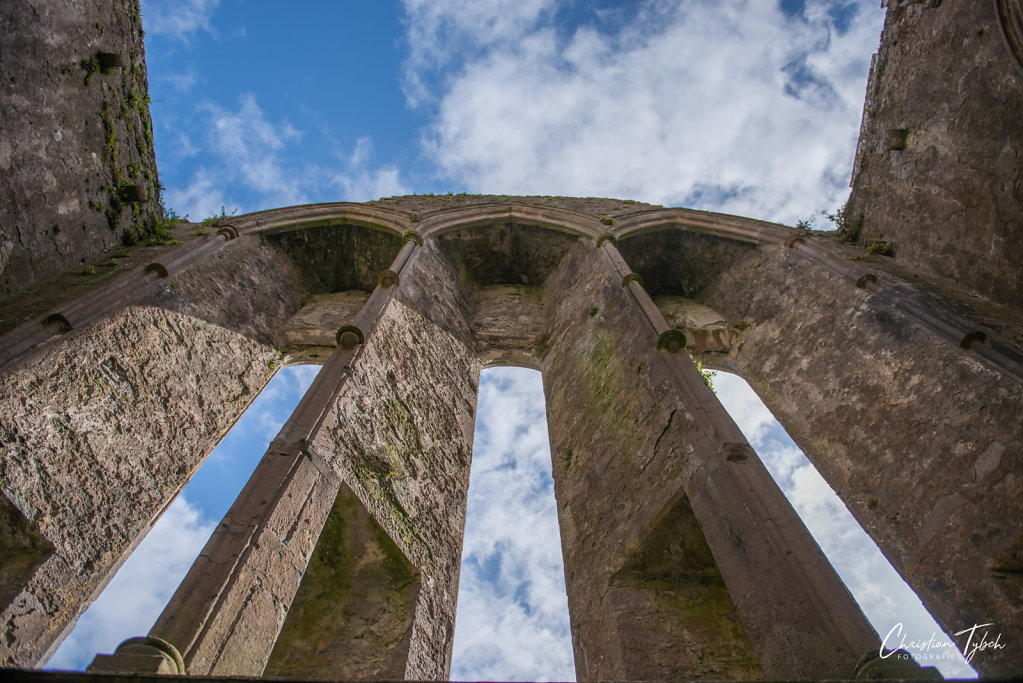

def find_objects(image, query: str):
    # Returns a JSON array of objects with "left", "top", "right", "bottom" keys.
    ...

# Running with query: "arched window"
[
  {"left": 450, "top": 367, "right": 575, "bottom": 681},
  {"left": 710, "top": 369, "right": 975, "bottom": 680}
]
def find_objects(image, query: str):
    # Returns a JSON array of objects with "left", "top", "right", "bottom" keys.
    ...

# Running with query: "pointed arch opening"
[
  {"left": 708, "top": 369, "right": 977, "bottom": 680},
  {"left": 450, "top": 366, "right": 575, "bottom": 681}
]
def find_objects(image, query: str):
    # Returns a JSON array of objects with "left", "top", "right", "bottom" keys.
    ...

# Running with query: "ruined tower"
[{"left": 1, "top": 0, "right": 1021, "bottom": 680}]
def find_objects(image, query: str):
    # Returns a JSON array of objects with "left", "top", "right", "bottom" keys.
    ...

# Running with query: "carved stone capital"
[
  {"left": 336, "top": 324, "right": 365, "bottom": 350},
  {"left": 657, "top": 329, "right": 687, "bottom": 353},
  {"left": 622, "top": 272, "right": 644, "bottom": 288}
]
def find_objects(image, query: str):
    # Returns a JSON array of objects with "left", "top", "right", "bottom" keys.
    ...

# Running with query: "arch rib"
[
  {"left": 234, "top": 202, "right": 413, "bottom": 238},
  {"left": 417, "top": 202, "right": 605, "bottom": 239},
  {"left": 615, "top": 207, "right": 795, "bottom": 245}
]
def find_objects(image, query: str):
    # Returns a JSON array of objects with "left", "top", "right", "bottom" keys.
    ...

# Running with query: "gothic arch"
[{"left": 2, "top": 196, "right": 1021, "bottom": 680}]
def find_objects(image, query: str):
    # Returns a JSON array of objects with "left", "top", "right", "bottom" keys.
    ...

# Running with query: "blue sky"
[
  {"left": 143, "top": 0, "right": 884, "bottom": 223},
  {"left": 43, "top": 0, "right": 982, "bottom": 679}
]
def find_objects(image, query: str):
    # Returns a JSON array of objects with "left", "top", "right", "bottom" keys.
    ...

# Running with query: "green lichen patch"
[{"left": 578, "top": 325, "right": 623, "bottom": 423}]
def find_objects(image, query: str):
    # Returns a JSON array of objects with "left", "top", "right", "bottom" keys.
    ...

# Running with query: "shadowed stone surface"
[
  {"left": 264, "top": 485, "right": 420, "bottom": 680},
  {"left": 609, "top": 494, "right": 761, "bottom": 681},
  {"left": 700, "top": 238, "right": 1023, "bottom": 677},
  {"left": 0, "top": 0, "right": 161, "bottom": 297},
  {"left": 265, "top": 224, "right": 403, "bottom": 294},
  {"left": 617, "top": 230, "right": 757, "bottom": 298},
  {"left": 439, "top": 223, "right": 581, "bottom": 288},
  {"left": 848, "top": 0, "right": 1023, "bottom": 307},
  {"left": 0, "top": 495, "right": 53, "bottom": 614}
]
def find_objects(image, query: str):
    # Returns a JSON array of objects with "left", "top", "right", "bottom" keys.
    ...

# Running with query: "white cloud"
[
  {"left": 400, "top": 0, "right": 558, "bottom": 106},
  {"left": 163, "top": 95, "right": 305, "bottom": 217},
  {"left": 332, "top": 167, "right": 408, "bottom": 203},
  {"left": 164, "top": 98, "right": 408, "bottom": 217},
  {"left": 141, "top": 0, "right": 220, "bottom": 41},
  {"left": 451, "top": 367, "right": 575, "bottom": 681},
  {"left": 331, "top": 137, "right": 409, "bottom": 202},
  {"left": 205, "top": 95, "right": 307, "bottom": 204},
  {"left": 163, "top": 167, "right": 232, "bottom": 221},
  {"left": 45, "top": 496, "right": 216, "bottom": 671},
  {"left": 405, "top": 0, "right": 885, "bottom": 224},
  {"left": 163, "top": 69, "right": 199, "bottom": 93}
]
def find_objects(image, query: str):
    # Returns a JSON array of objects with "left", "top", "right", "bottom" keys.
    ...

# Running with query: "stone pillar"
[
  {"left": 87, "top": 344, "right": 354, "bottom": 675},
  {"left": 542, "top": 241, "right": 877, "bottom": 680},
  {"left": 314, "top": 238, "right": 482, "bottom": 680},
  {"left": 137, "top": 440, "right": 339, "bottom": 675},
  {"left": 701, "top": 239, "right": 1023, "bottom": 677},
  {"left": 86, "top": 234, "right": 482, "bottom": 680},
  {"left": 86, "top": 239, "right": 422, "bottom": 677}
]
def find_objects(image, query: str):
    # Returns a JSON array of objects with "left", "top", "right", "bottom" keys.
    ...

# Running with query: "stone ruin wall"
[
  {"left": 848, "top": 0, "right": 1023, "bottom": 309},
  {"left": 1, "top": 194, "right": 1020, "bottom": 679},
  {"left": 0, "top": 0, "right": 162, "bottom": 298},
  {"left": 1, "top": 0, "right": 1022, "bottom": 680},
  {"left": 0, "top": 232, "right": 310, "bottom": 665}
]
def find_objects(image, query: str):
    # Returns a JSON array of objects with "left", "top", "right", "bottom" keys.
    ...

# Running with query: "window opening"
[
  {"left": 709, "top": 370, "right": 976, "bottom": 679},
  {"left": 450, "top": 367, "right": 575, "bottom": 682},
  {"left": 45, "top": 365, "right": 319, "bottom": 671}
]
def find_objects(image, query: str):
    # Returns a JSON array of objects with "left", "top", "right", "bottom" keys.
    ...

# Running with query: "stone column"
[
  {"left": 313, "top": 238, "right": 483, "bottom": 680},
  {"left": 88, "top": 238, "right": 425, "bottom": 677},
  {"left": 701, "top": 239, "right": 1023, "bottom": 677},
  {"left": 542, "top": 240, "right": 877, "bottom": 680}
]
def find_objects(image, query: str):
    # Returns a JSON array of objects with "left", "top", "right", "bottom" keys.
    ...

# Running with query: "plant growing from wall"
[
  {"left": 823, "top": 202, "right": 864, "bottom": 243},
  {"left": 696, "top": 361, "right": 715, "bottom": 393},
  {"left": 866, "top": 240, "right": 896, "bottom": 257},
  {"left": 147, "top": 199, "right": 184, "bottom": 246}
]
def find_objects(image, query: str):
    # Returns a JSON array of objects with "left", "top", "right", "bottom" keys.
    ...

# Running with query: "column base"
[{"left": 86, "top": 636, "right": 185, "bottom": 675}]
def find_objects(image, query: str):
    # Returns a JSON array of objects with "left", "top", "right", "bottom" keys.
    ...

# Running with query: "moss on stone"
[
  {"left": 267, "top": 224, "right": 403, "bottom": 294},
  {"left": 611, "top": 493, "right": 764, "bottom": 680},
  {"left": 264, "top": 486, "right": 419, "bottom": 679}
]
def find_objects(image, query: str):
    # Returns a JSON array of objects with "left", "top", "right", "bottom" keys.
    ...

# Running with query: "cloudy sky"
[{"left": 44, "top": 0, "right": 978, "bottom": 679}]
